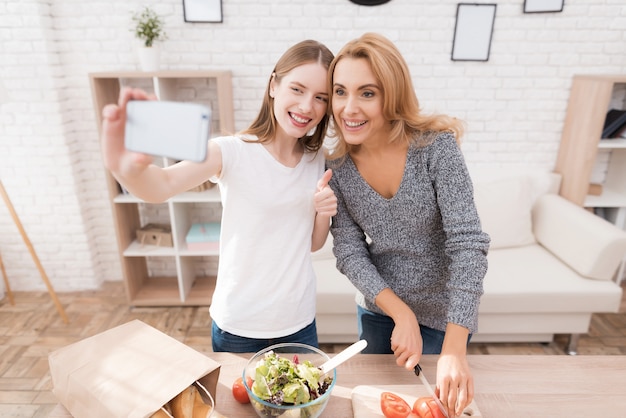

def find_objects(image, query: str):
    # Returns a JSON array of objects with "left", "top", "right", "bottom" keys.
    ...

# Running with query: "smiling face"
[
  {"left": 269, "top": 61, "right": 329, "bottom": 141},
  {"left": 331, "top": 57, "right": 390, "bottom": 147}
]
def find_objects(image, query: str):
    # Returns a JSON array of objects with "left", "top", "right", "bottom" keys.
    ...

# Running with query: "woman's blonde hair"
[
  {"left": 327, "top": 32, "right": 464, "bottom": 159},
  {"left": 241, "top": 40, "right": 334, "bottom": 153}
]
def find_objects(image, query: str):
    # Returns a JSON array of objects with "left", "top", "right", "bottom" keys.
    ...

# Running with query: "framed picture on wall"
[
  {"left": 523, "top": 0, "right": 564, "bottom": 13},
  {"left": 451, "top": 3, "right": 497, "bottom": 62},
  {"left": 183, "top": 0, "right": 223, "bottom": 23}
]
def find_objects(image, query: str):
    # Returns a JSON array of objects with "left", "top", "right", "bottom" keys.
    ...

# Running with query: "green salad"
[{"left": 251, "top": 351, "right": 333, "bottom": 406}]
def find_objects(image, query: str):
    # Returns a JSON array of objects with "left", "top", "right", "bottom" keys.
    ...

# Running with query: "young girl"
[
  {"left": 100, "top": 40, "right": 337, "bottom": 353},
  {"left": 326, "top": 33, "right": 490, "bottom": 417}
]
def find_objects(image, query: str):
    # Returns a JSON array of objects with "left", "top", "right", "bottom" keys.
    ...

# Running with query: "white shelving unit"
[
  {"left": 90, "top": 71, "right": 234, "bottom": 306},
  {"left": 555, "top": 75, "right": 626, "bottom": 227}
]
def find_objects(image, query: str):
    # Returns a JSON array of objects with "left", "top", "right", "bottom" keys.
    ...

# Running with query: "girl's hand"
[
  {"left": 314, "top": 169, "right": 337, "bottom": 218},
  {"left": 101, "top": 87, "right": 155, "bottom": 178}
]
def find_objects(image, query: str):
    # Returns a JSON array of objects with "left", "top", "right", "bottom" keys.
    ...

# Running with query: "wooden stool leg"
[
  {"left": 0, "top": 181, "right": 68, "bottom": 323},
  {"left": 0, "top": 253, "right": 15, "bottom": 305}
]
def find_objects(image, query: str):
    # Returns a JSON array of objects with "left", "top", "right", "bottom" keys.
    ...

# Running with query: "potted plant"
[{"left": 132, "top": 6, "right": 167, "bottom": 71}]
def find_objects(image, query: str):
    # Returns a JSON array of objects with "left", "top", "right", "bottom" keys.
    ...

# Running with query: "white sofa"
[{"left": 313, "top": 170, "right": 626, "bottom": 354}]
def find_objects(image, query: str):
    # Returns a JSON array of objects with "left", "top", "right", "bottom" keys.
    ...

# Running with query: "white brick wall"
[{"left": 1, "top": 0, "right": 625, "bottom": 291}]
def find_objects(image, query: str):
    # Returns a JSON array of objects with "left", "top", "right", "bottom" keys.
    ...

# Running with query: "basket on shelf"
[{"left": 136, "top": 223, "right": 173, "bottom": 247}]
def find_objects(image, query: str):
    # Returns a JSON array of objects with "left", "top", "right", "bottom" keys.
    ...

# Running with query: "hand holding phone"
[{"left": 125, "top": 100, "right": 211, "bottom": 163}]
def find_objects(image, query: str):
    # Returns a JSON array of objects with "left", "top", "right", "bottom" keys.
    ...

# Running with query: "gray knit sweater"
[{"left": 328, "top": 133, "right": 490, "bottom": 334}]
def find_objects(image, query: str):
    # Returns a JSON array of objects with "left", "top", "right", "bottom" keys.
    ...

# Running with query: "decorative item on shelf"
[
  {"left": 588, "top": 183, "right": 603, "bottom": 196},
  {"left": 186, "top": 223, "right": 220, "bottom": 251},
  {"left": 132, "top": 6, "right": 167, "bottom": 71},
  {"left": 602, "top": 109, "right": 626, "bottom": 139},
  {"left": 136, "top": 223, "right": 173, "bottom": 247},
  {"left": 117, "top": 182, "right": 130, "bottom": 195}
]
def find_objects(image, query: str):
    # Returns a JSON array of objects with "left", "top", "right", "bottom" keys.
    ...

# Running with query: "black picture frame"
[
  {"left": 524, "top": 0, "right": 564, "bottom": 13},
  {"left": 451, "top": 3, "right": 497, "bottom": 62},
  {"left": 183, "top": 0, "right": 223, "bottom": 23}
]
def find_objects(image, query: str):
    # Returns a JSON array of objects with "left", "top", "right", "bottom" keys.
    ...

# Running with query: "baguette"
[
  {"left": 192, "top": 384, "right": 213, "bottom": 418},
  {"left": 170, "top": 386, "right": 195, "bottom": 418},
  {"left": 170, "top": 384, "right": 214, "bottom": 418}
]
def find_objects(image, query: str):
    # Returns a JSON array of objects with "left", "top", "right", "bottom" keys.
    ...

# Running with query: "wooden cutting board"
[{"left": 351, "top": 385, "right": 482, "bottom": 418}]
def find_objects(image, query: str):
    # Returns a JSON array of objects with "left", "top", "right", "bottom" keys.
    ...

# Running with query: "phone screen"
[{"left": 125, "top": 100, "right": 211, "bottom": 163}]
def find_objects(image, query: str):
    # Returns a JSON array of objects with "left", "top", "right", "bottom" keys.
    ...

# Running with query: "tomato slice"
[
  {"left": 380, "top": 392, "right": 411, "bottom": 418},
  {"left": 412, "top": 396, "right": 445, "bottom": 418}
]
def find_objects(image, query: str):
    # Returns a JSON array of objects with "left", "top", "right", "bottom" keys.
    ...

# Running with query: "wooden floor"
[{"left": 1, "top": 280, "right": 625, "bottom": 418}]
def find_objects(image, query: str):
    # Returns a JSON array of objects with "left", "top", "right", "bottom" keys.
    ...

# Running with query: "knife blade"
[{"left": 414, "top": 364, "right": 450, "bottom": 418}]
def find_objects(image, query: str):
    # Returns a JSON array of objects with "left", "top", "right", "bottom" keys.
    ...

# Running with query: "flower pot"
[{"left": 138, "top": 45, "right": 160, "bottom": 71}]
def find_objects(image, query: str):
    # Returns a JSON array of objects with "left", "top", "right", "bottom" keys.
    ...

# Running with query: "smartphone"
[{"left": 125, "top": 100, "right": 211, "bottom": 163}]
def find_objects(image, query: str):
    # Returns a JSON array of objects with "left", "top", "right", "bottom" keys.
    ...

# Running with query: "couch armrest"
[{"left": 532, "top": 194, "right": 626, "bottom": 281}]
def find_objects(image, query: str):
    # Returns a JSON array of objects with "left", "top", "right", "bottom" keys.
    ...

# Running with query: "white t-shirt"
[{"left": 209, "top": 136, "right": 325, "bottom": 338}]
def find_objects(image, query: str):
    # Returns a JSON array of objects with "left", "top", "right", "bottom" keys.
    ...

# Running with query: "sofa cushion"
[
  {"left": 481, "top": 244, "right": 623, "bottom": 313},
  {"left": 473, "top": 176, "right": 536, "bottom": 249},
  {"left": 533, "top": 194, "right": 626, "bottom": 281},
  {"left": 314, "top": 258, "right": 358, "bottom": 314}
]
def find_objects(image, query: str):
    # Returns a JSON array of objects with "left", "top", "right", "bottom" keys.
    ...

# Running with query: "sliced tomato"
[
  {"left": 380, "top": 391, "right": 411, "bottom": 418},
  {"left": 412, "top": 396, "right": 445, "bottom": 418}
]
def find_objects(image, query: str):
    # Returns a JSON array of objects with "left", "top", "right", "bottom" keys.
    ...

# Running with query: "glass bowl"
[{"left": 243, "top": 343, "right": 337, "bottom": 418}]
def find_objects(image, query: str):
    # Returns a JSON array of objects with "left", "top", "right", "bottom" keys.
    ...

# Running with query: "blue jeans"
[
  {"left": 211, "top": 320, "right": 319, "bottom": 353},
  {"left": 357, "top": 305, "right": 470, "bottom": 354}
]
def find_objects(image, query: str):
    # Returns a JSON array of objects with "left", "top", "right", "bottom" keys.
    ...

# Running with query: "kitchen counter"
[
  {"left": 210, "top": 353, "right": 626, "bottom": 418},
  {"left": 48, "top": 354, "right": 626, "bottom": 417}
]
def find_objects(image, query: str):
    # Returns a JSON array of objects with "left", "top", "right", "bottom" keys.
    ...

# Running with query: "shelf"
[
  {"left": 123, "top": 241, "right": 177, "bottom": 257},
  {"left": 129, "top": 276, "right": 216, "bottom": 307},
  {"left": 584, "top": 186, "right": 626, "bottom": 208},
  {"left": 114, "top": 187, "right": 221, "bottom": 204},
  {"left": 171, "top": 188, "right": 221, "bottom": 203},
  {"left": 90, "top": 70, "right": 233, "bottom": 307},
  {"left": 598, "top": 138, "right": 626, "bottom": 149},
  {"left": 178, "top": 247, "right": 220, "bottom": 257},
  {"left": 555, "top": 75, "right": 626, "bottom": 208}
]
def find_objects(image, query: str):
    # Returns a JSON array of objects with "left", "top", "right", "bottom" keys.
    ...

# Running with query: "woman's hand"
[
  {"left": 435, "top": 324, "right": 473, "bottom": 418},
  {"left": 389, "top": 311, "right": 423, "bottom": 371},
  {"left": 435, "top": 354, "right": 473, "bottom": 418},
  {"left": 376, "top": 288, "right": 423, "bottom": 370}
]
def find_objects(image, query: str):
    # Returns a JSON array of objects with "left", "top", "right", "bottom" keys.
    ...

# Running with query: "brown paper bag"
[{"left": 48, "top": 319, "right": 220, "bottom": 418}]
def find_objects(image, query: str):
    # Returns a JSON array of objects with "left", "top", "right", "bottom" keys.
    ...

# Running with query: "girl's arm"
[
  {"left": 311, "top": 169, "right": 336, "bottom": 251},
  {"left": 101, "top": 87, "right": 223, "bottom": 203}
]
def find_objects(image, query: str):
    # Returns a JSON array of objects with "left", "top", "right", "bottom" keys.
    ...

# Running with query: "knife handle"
[{"left": 413, "top": 364, "right": 423, "bottom": 376}]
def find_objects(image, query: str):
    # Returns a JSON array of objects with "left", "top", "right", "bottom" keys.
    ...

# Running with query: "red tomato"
[
  {"left": 380, "top": 391, "right": 411, "bottom": 418},
  {"left": 232, "top": 376, "right": 253, "bottom": 404},
  {"left": 412, "top": 396, "right": 445, "bottom": 418}
]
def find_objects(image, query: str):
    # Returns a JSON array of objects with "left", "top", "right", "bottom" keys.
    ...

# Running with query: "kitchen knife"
[{"left": 414, "top": 364, "right": 450, "bottom": 418}]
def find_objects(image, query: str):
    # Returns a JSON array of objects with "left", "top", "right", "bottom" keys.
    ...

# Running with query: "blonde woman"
[{"left": 326, "top": 33, "right": 489, "bottom": 417}]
